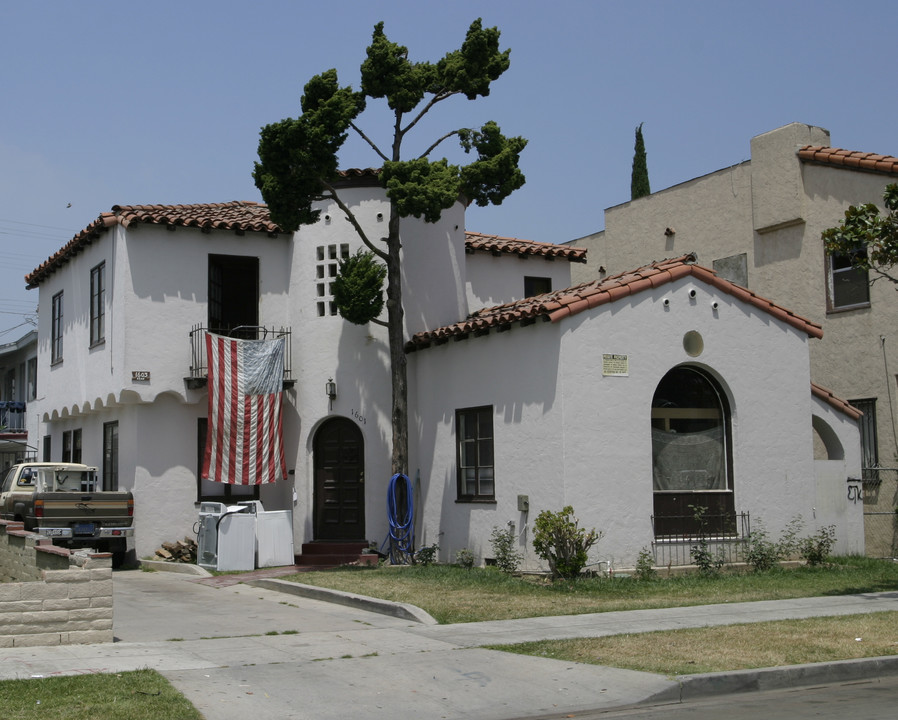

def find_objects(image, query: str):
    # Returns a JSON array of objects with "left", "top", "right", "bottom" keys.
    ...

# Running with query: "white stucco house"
[{"left": 23, "top": 172, "right": 863, "bottom": 569}]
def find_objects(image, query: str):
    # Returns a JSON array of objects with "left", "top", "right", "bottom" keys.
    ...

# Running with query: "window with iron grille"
[
  {"left": 456, "top": 406, "right": 495, "bottom": 501},
  {"left": 850, "top": 398, "right": 878, "bottom": 483}
]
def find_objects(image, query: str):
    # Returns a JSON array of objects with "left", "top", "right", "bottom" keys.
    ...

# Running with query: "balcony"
[
  {"left": 187, "top": 325, "right": 294, "bottom": 390},
  {"left": 0, "top": 401, "right": 27, "bottom": 434}
]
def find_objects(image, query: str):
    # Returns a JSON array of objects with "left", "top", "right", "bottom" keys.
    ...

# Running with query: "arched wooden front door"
[{"left": 313, "top": 418, "right": 365, "bottom": 540}]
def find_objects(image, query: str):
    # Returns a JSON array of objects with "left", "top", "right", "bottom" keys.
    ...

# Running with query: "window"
[
  {"left": 456, "top": 406, "right": 495, "bottom": 501},
  {"left": 850, "top": 398, "right": 878, "bottom": 483},
  {"left": 42, "top": 435, "right": 51, "bottom": 462},
  {"left": 90, "top": 262, "right": 105, "bottom": 346},
  {"left": 27, "top": 357, "right": 36, "bottom": 400},
  {"left": 72, "top": 428, "right": 82, "bottom": 464},
  {"left": 208, "top": 255, "right": 259, "bottom": 338},
  {"left": 316, "top": 244, "right": 350, "bottom": 317},
  {"left": 524, "top": 276, "right": 552, "bottom": 297},
  {"left": 651, "top": 367, "right": 734, "bottom": 537},
  {"left": 103, "top": 421, "right": 119, "bottom": 490},
  {"left": 51, "top": 291, "right": 63, "bottom": 363},
  {"left": 828, "top": 249, "right": 870, "bottom": 311},
  {"left": 196, "top": 418, "right": 258, "bottom": 502},
  {"left": 62, "top": 430, "right": 72, "bottom": 462}
]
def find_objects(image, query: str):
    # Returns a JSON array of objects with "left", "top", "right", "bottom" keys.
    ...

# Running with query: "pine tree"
[{"left": 630, "top": 122, "right": 651, "bottom": 200}]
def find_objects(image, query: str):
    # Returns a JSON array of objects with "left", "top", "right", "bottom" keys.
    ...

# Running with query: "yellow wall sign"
[{"left": 602, "top": 354, "right": 629, "bottom": 377}]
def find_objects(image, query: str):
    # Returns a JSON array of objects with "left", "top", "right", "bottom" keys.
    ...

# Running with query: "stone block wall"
[{"left": 0, "top": 520, "right": 114, "bottom": 647}]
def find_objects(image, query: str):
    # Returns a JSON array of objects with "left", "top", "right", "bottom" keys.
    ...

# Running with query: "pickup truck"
[{"left": 0, "top": 462, "right": 134, "bottom": 562}]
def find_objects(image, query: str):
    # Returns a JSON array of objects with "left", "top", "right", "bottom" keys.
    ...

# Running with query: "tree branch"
[
  {"left": 350, "top": 122, "right": 389, "bottom": 163},
  {"left": 400, "top": 89, "right": 456, "bottom": 138},
  {"left": 418, "top": 129, "right": 462, "bottom": 159},
  {"left": 320, "top": 180, "right": 390, "bottom": 262},
  {"left": 369, "top": 317, "right": 388, "bottom": 328}
]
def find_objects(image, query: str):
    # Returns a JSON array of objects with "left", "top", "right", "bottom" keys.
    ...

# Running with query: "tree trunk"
[{"left": 385, "top": 205, "right": 408, "bottom": 477}]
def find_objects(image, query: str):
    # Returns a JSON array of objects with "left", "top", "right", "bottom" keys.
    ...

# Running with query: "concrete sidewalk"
[{"left": 1, "top": 569, "right": 897, "bottom": 720}]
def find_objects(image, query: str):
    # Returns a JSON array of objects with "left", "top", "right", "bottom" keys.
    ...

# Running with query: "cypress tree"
[{"left": 630, "top": 122, "right": 651, "bottom": 200}]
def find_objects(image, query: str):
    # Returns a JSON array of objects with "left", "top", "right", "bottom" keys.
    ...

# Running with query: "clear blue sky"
[{"left": 2, "top": 0, "right": 896, "bottom": 341}]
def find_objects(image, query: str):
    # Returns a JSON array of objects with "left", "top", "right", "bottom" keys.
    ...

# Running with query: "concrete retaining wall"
[{"left": 0, "top": 519, "right": 113, "bottom": 647}]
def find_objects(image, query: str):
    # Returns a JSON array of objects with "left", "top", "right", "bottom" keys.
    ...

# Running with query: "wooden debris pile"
[{"left": 154, "top": 537, "right": 198, "bottom": 563}]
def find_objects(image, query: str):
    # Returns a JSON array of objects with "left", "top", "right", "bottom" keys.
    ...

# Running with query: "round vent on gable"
[{"left": 683, "top": 330, "right": 704, "bottom": 357}]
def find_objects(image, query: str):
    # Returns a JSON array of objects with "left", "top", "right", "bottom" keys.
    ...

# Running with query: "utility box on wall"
[{"left": 517, "top": 494, "right": 529, "bottom": 512}]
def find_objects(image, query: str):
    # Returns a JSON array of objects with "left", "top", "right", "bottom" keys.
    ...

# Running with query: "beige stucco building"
[{"left": 571, "top": 122, "right": 898, "bottom": 557}]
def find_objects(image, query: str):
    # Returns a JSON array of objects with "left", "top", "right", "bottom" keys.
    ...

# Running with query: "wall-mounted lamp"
[
  {"left": 662, "top": 298, "right": 670, "bottom": 308},
  {"left": 664, "top": 227, "right": 676, "bottom": 237},
  {"left": 711, "top": 300, "right": 719, "bottom": 311},
  {"left": 326, "top": 378, "right": 337, "bottom": 410},
  {"left": 688, "top": 288, "right": 697, "bottom": 299}
]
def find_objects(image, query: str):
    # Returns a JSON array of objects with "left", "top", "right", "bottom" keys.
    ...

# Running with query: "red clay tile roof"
[
  {"left": 798, "top": 146, "right": 898, "bottom": 176},
  {"left": 466, "top": 231, "right": 587, "bottom": 263},
  {"left": 406, "top": 254, "right": 823, "bottom": 352},
  {"left": 26, "top": 201, "right": 281, "bottom": 288},
  {"left": 811, "top": 383, "right": 863, "bottom": 421}
]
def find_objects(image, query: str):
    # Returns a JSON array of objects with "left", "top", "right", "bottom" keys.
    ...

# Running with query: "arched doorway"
[
  {"left": 651, "top": 366, "right": 733, "bottom": 537},
  {"left": 313, "top": 418, "right": 365, "bottom": 540}
]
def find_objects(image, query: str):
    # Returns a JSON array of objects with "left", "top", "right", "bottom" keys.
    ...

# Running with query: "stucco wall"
[
  {"left": 466, "top": 251, "right": 575, "bottom": 311},
  {"left": 413, "top": 275, "right": 857, "bottom": 570}
]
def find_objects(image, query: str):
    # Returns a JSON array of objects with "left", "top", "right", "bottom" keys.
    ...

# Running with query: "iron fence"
[
  {"left": 651, "top": 512, "right": 751, "bottom": 567},
  {"left": 188, "top": 324, "right": 293, "bottom": 382}
]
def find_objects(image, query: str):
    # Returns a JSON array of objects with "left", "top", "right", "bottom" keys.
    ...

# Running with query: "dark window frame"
[
  {"left": 90, "top": 262, "right": 106, "bottom": 347},
  {"left": 51, "top": 291, "right": 64, "bottom": 364},
  {"left": 651, "top": 366, "right": 735, "bottom": 538},
  {"left": 103, "top": 421, "right": 119, "bottom": 491},
  {"left": 524, "top": 276, "right": 552, "bottom": 297},
  {"left": 827, "top": 249, "right": 870, "bottom": 312},
  {"left": 850, "top": 398, "right": 878, "bottom": 483},
  {"left": 455, "top": 405, "right": 496, "bottom": 503}
]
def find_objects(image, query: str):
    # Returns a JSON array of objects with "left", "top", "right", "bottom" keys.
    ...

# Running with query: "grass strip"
[
  {"left": 0, "top": 669, "right": 202, "bottom": 720},
  {"left": 282, "top": 555, "right": 898, "bottom": 624},
  {"left": 486, "top": 611, "right": 898, "bottom": 676}
]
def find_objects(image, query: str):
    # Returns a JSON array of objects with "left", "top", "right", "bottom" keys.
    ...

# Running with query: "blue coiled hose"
[{"left": 386, "top": 472, "right": 414, "bottom": 564}]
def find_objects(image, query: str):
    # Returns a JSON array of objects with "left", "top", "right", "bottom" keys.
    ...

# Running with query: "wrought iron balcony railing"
[{"left": 187, "top": 324, "right": 294, "bottom": 388}]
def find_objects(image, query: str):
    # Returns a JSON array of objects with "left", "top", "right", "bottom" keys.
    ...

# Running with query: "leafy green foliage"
[
  {"left": 822, "top": 183, "right": 898, "bottom": 285},
  {"left": 455, "top": 547, "right": 476, "bottom": 570},
  {"left": 459, "top": 121, "right": 527, "bottom": 207},
  {"left": 490, "top": 524, "right": 523, "bottom": 574},
  {"left": 630, "top": 122, "right": 651, "bottom": 200},
  {"left": 688, "top": 505, "right": 726, "bottom": 577},
  {"left": 532, "top": 506, "right": 602, "bottom": 580},
  {"left": 415, "top": 542, "right": 439, "bottom": 566},
  {"left": 332, "top": 249, "right": 386, "bottom": 324},
  {"left": 634, "top": 546, "right": 657, "bottom": 581},
  {"left": 799, "top": 525, "right": 836, "bottom": 566}
]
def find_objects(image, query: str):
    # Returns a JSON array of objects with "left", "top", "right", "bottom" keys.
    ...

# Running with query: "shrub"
[
  {"left": 489, "top": 525, "right": 523, "bottom": 574},
  {"left": 455, "top": 548, "right": 476, "bottom": 570},
  {"left": 532, "top": 506, "right": 602, "bottom": 580},
  {"left": 746, "top": 516, "right": 805, "bottom": 571},
  {"left": 688, "top": 505, "right": 726, "bottom": 577},
  {"left": 745, "top": 522, "right": 780, "bottom": 572},
  {"left": 415, "top": 543, "right": 439, "bottom": 566},
  {"left": 799, "top": 525, "right": 836, "bottom": 566},
  {"left": 634, "top": 546, "right": 657, "bottom": 581}
]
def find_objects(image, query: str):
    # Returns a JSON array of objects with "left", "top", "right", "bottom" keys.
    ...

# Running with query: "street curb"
[
  {"left": 138, "top": 559, "right": 211, "bottom": 576},
  {"left": 246, "top": 577, "right": 439, "bottom": 625},
  {"left": 645, "top": 654, "right": 898, "bottom": 704}
]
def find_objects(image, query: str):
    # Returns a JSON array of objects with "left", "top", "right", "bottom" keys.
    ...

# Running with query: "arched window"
[{"left": 651, "top": 366, "right": 734, "bottom": 537}]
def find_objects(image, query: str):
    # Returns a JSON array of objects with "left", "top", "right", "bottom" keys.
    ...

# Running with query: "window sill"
[
  {"left": 89, "top": 339, "right": 106, "bottom": 350},
  {"left": 455, "top": 498, "right": 497, "bottom": 505},
  {"left": 827, "top": 301, "right": 871, "bottom": 315}
]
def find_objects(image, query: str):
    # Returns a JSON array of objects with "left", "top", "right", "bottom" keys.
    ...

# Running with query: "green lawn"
[
  {"left": 282, "top": 555, "right": 898, "bottom": 624},
  {"left": 0, "top": 669, "right": 202, "bottom": 720}
]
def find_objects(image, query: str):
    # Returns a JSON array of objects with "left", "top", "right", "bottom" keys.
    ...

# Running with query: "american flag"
[{"left": 202, "top": 332, "right": 287, "bottom": 485}]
